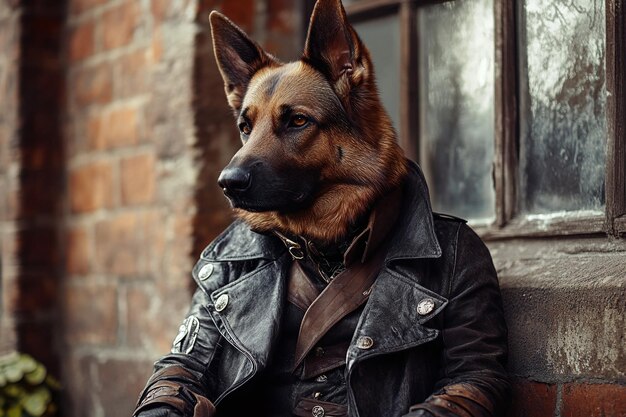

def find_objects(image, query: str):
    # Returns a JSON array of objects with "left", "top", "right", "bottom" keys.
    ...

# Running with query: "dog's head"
[{"left": 210, "top": 0, "right": 407, "bottom": 242}]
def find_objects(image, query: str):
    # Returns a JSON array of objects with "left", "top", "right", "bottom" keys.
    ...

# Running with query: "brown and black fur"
[{"left": 210, "top": 0, "right": 407, "bottom": 244}]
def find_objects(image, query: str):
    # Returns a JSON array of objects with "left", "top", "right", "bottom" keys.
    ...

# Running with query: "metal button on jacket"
[
  {"left": 312, "top": 405, "right": 325, "bottom": 417},
  {"left": 356, "top": 336, "right": 374, "bottom": 350},
  {"left": 215, "top": 294, "right": 229, "bottom": 312},
  {"left": 417, "top": 298, "right": 436, "bottom": 316},
  {"left": 198, "top": 264, "right": 214, "bottom": 281}
]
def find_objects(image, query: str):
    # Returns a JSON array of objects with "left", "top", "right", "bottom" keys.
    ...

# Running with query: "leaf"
[
  {"left": 21, "top": 387, "right": 51, "bottom": 416},
  {"left": 0, "top": 352, "right": 20, "bottom": 367},
  {"left": 4, "top": 365, "right": 23, "bottom": 383},
  {"left": 6, "top": 404, "right": 21, "bottom": 417},
  {"left": 17, "top": 355, "right": 37, "bottom": 374},
  {"left": 44, "top": 376, "right": 61, "bottom": 391},
  {"left": 24, "top": 365, "right": 46, "bottom": 385},
  {"left": 4, "top": 384, "right": 25, "bottom": 398}
]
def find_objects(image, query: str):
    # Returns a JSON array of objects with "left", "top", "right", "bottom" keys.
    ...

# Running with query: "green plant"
[{"left": 0, "top": 352, "right": 60, "bottom": 417}]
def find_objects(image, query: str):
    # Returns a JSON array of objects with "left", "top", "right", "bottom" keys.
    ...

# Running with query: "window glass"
[
  {"left": 353, "top": 14, "right": 401, "bottom": 132},
  {"left": 417, "top": 0, "right": 495, "bottom": 221},
  {"left": 518, "top": 0, "right": 606, "bottom": 214}
]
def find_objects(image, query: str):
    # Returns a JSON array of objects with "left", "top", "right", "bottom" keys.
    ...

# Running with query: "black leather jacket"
[{"left": 134, "top": 164, "right": 510, "bottom": 417}]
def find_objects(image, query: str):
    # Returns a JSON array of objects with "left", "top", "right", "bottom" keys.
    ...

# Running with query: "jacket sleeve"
[
  {"left": 133, "top": 287, "right": 221, "bottom": 417},
  {"left": 406, "top": 224, "right": 510, "bottom": 417}
]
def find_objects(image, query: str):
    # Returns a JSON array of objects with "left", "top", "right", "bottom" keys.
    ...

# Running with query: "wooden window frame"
[{"left": 306, "top": 0, "right": 626, "bottom": 239}]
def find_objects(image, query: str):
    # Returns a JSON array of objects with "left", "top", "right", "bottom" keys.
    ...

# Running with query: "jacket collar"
[
  {"left": 384, "top": 160, "right": 442, "bottom": 262},
  {"left": 201, "top": 219, "right": 286, "bottom": 262},
  {"left": 204, "top": 159, "right": 441, "bottom": 264}
]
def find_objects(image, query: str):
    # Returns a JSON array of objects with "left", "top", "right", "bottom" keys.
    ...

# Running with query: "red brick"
[
  {"left": 506, "top": 379, "right": 556, "bottom": 417},
  {"left": 151, "top": 27, "right": 163, "bottom": 62},
  {"left": 70, "top": 0, "right": 106, "bottom": 14},
  {"left": 101, "top": 1, "right": 139, "bottom": 50},
  {"left": 66, "top": 226, "right": 91, "bottom": 275},
  {"left": 267, "top": 0, "right": 294, "bottom": 34},
  {"left": 120, "top": 152, "right": 156, "bottom": 205},
  {"left": 64, "top": 283, "right": 118, "bottom": 345},
  {"left": 562, "top": 383, "right": 626, "bottom": 417},
  {"left": 73, "top": 64, "right": 112, "bottom": 106},
  {"left": 141, "top": 209, "right": 166, "bottom": 272},
  {"left": 94, "top": 210, "right": 166, "bottom": 277},
  {"left": 63, "top": 355, "right": 96, "bottom": 416},
  {"left": 87, "top": 106, "right": 139, "bottom": 149},
  {"left": 94, "top": 212, "right": 139, "bottom": 276},
  {"left": 151, "top": 0, "right": 171, "bottom": 23},
  {"left": 196, "top": 0, "right": 221, "bottom": 17},
  {"left": 222, "top": 0, "right": 255, "bottom": 32},
  {"left": 113, "top": 48, "right": 151, "bottom": 98},
  {"left": 69, "top": 19, "right": 95, "bottom": 62},
  {"left": 69, "top": 160, "right": 114, "bottom": 213},
  {"left": 94, "top": 358, "right": 154, "bottom": 416},
  {"left": 126, "top": 286, "right": 185, "bottom": 353}
]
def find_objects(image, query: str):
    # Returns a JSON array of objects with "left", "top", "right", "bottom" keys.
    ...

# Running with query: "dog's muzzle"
[
  {"left": 218, "top": 166, "right": 252, "bottom": 197},
  {"left": 217, "top": 158, "right": 316, "bottom": 212}
]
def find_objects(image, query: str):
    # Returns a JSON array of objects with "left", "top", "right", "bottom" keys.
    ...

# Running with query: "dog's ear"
[
  {"left": 303, "top": 0, "right": 369, "bottom": 97},
  {"left": 210, "top": 11, "right": 276, "bottom": 113}
]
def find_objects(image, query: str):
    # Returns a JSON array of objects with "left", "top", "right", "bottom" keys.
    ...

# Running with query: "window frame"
[{"left": 307, "top": 0, "right": 626, "bottom": 239}]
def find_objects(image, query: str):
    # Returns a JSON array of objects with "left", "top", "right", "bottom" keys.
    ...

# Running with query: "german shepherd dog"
[
  {"left": 211, "top": 0, "right": 407, "bottom": 244},
  {"left": 133, "top": 3, "right": 509, "bottom": 414}
]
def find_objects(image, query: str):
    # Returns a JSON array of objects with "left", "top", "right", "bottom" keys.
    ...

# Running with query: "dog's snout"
[{"left": 218, "top": 167, "right": 252, "bottom": 194}]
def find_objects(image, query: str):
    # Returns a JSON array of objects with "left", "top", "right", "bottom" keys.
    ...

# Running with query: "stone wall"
[{"left": 490, "top": 237, "right": 626, "bottom": 417}]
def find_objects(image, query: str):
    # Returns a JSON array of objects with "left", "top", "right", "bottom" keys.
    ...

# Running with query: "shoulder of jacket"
[{"left": 432, "top": 212, "right": 468, "bottom": 224}]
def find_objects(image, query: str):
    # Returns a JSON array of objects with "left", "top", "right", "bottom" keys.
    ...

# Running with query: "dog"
[
  {"left": 133, "top": 1, "right": 510, "bottom": 416},
  {"left": 211, "top": 0, "right": 407, "bottom": 244}
]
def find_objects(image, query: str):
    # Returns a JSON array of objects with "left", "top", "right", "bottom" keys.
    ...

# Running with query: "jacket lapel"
[
  {"left": 208, "top": 255, "right": 290, "bottom": 369},
  {"left": 347, "top": 266, "right": 448, "bottom": 370}
]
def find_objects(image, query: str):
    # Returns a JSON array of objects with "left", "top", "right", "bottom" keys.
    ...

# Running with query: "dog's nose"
[{"left": 218, "top": 167, "right": 251, "bottom": 194}]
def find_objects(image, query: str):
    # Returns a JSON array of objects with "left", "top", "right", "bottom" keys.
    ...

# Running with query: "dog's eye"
[
  {"left": 289, "top": 115, "right": 309, "bottom": 128},
  {"left": 238, "top": 122, "right": 252, "bottom": 135}
]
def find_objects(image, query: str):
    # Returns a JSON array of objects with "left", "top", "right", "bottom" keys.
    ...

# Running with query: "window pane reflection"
[
  {"left": 353, "top": 14, "right": 401, "bottom": 132},
  {"left": 518, "top": 0, "right": 606, "bottom": 214},
  {"left": 418, "top": 0, "right": 495, "bottom": 221}
]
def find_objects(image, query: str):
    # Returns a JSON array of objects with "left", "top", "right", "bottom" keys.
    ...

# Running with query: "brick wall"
[
  {"left": 63, "top": 0, "right": 203, "bottom": 415},
  {"left": 61, "top": 0, "right": 303, "bottom": 416},
  {"left": 0, "top": 0, "right": 302, "bottom": 416}
]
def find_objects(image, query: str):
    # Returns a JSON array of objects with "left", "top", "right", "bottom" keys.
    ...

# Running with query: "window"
[{"left": 333, "top": 0, "right": 625, "bottom": 237}]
